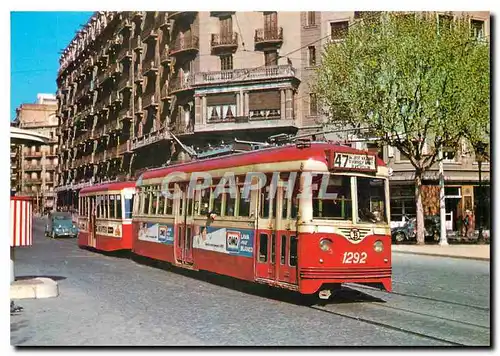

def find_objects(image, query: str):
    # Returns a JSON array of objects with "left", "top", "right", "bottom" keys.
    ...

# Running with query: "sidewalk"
[{"left": 392, "top": 244, "right": 490, "bottom": 261}]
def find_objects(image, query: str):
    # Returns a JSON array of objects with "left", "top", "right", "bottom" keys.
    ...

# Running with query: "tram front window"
[
  {"left": 312, "top": 175, "right": 352, "bottom": 220},
  {"left": 357, "top": 177, "right": 387, "bottom": 224}
]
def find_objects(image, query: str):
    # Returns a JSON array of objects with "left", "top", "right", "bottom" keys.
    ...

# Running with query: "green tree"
[{"left": 315, "top": 12, "right": 490, "bottom": 244}]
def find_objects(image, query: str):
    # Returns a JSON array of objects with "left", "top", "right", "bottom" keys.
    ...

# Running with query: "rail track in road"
[{"left": 306, "top": 284, "right": 490, "bottom": 346}]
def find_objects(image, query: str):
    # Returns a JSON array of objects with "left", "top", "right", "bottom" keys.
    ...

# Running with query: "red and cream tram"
[
  {"left": 78, "top": 181, "right": 136, "bottom": 251},
  {"left": 131, "top": 142, "right": 392, "bottom": 298}
]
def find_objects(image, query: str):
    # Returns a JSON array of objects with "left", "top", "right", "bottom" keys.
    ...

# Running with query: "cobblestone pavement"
[{"left": 10, "top": 219, "right": 490, "bottom": 346}]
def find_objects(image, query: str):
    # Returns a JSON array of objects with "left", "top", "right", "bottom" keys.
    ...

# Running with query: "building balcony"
[
  {"left": 131, "top": 125, "right": 171, "bottom": 150},
  {"left": 107, "top": 146, "right": 119, "bottom": 160},
  {"left": 94, "top": 151, "right": 106, "bottom": 163},
  {"left": 132, "top": 11, "right": 145, "bottom": 21},
  {"left": 24, "top": 151, "right": 42, "bottom": 158},
  {"left": 193, "top": 64, "right": 297, "bottom": 87},
  {"left": 142, "top": 60, "right": 159, "bottom": 76},
  {"left": 142, "top": 92, "right": 159, "bottom": 109},
  {"left": 142, "top": 26, "right": 158, "bottom": 43},
  {"left": 134, "top": 70, "right": 144, "bottom": 84},
  {"left": 111, "top": 34, "right": 124, "bottom": 49},
  {"left": 169, "top": 75, "right": 193, "bottom": 94},
  {"left": 25, "top": 178, "right": 43, "bottom": 184},
  {"left": 24, "top": 165, "right": 43, "bottom": 171},
  {"left": 94, "top": 124, "right": 109, "bottom": 138},
  {"left": 168, "top": 11, "right": 196, "bottom": 20},
  {"left": 117, "top": 18, "right": 132, "bottom": 34},
  {"left": 107, "top": 62, "right": 122, "bottom": 78},
  {"left": 95, "top": 100, "right": 110, "bottom": 114},
  {"left": 117, "top": 48, "right": 132, "bottom": 62},
  {"left": 118, "top": 140, "right": 133, "bottom": 155},
  {"left": 254, "top": 27, "right": 283, "bottom": 48},
  {"left": 118, "top": 108, "right": 133, "bottom": 122},
  {"left": 210, "top": 32, "right": 238, "bottom": 53},
  {"left": 45, "top": 164, "right": 57, "bottom": 171},
  {"left": 134, "top": 98, "right": 143, "bottom": 116},
  {"left": 160, "top": 85, "right": 171, "bottom": 102},
  {"left": 169, "top": 35, "right": 199, "bottom": 56},
  {"left": 44, "top": 150, "right": 58, "bottom": 157},
  {"left": 159, "top": 12, "right": 171, "bottom": 30},
  {"left": 160, "top": 51, "right": 171, "bottom": 66},
  {"left": 133, "top": 36, "right": 143, "bottom": 52}
]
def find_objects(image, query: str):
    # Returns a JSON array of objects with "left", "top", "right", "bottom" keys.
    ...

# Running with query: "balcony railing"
[
  {"left": 254, "top": 27, "right": 283, "bottom": 46},
  {"left": 160, "top": 85, "right": 171, "bottom": 101},
  {"left": 211, "top": 32, "right": 238, "bottom": 51},
  {"left": 118, "top": 108, "right": 133, "bottom": 121},
  {"left": 118, "top": 140, "right": 132, "bottom": 155},
  {"left": 45, "top": 164, "right": 57, "bottom": 171},
  {"left": 134, "top": 70, "right": 143, "bottom": 83},
  {"left": 169, "top": 35, "right": 199, "bottom": 55},
  {"left": 24, "top": 165, "right": 42, "bottom": 171},
  {"left": 169, "top": 75, "right": 192, "bottom": 93},
  {"left": 108, "top": 146, "right": 118, "bottom": 160},
  {"left": 116, "top": 73, "right": 131, "bottom": 90},
  {"left": 24, "top": 151, "right": 42, "bottom": 158},
  {"left": 160, "top": 51, "right": 171, "bottom": 66},
  {"left": 142, "top": 60, "right": 158, "bottom": 76},
  {"left": 193, "top": 64, "right": 296, "bottom": 86},
  {"left": 117, "top": 48, "right": 132, "bottom": 62},
  {"left": 167, "top": 12, "right": 195, "bottom": 20},
  {"left": 117, "top": 18, "right": 132, "bottom": 34},
  {"left": 94, "top": 151, "right": 106, "bottom": 163},
  {"left": 133, "top": 36, "right": 143, "bottom": 51},
  {"left": 107, "top": 62, "right": 122, "bottom": 78},
  {"left": 131, "top": 125, "right": 170, "bottom": 150},
  {"left": 142, "top": 92, "right": 159, "bottom": 109}
]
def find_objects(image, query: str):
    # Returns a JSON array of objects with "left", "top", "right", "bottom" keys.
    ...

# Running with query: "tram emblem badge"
[
  {"left": 349, "top": 228, "right": 361, "bottom": 242},
  {"left": 226, "top": 231, "right": 241, "bottom": 252}
]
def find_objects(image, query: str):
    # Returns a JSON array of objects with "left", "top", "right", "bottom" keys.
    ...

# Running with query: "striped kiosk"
[{"left": 10, "top": 196, "right": 33, "bottom": 283}]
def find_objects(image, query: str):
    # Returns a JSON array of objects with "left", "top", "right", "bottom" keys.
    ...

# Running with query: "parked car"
[
  {"left": 392, "top": 215, "right": 440, "bottom": 243},
  {"left": 45, "top": 212, "right": 78, "bottom": 238}
]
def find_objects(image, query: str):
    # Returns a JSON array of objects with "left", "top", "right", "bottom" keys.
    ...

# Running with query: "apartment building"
[
  {"left": 15, "top": 94, "right": 59, "bottom": 212},
  {"left": 55, "top": 11, "right": 490, "bottom": 231}
]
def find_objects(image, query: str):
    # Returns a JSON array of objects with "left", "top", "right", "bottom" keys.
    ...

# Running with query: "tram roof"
[
  {"left": 140, "top": 142, "right": 386, "bottom": 181},
  {"left": 80, "top": 181, "right": 136, "bottom": 194}
]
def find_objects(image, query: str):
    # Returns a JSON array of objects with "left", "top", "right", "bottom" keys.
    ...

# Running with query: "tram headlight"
[
  {"left": 373, "top": 240, "right": 384, "bottom": 253},
  {"left": 319, "top": 238, "right": 333, "bottom": 252}
]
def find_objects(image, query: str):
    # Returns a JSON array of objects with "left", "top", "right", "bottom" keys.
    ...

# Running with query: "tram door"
[
  {"left": 88, "top": 196, "right": 97, "bottom": 248},
  {"left": 256, "top": 180, "right": 298, "bottom": 286},
  {"left": 175, "top": 184, "right": 194, "bottom": 265}
]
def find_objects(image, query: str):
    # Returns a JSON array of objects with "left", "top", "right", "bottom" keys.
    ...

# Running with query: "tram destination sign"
[{"left": 329, "top": 151, "right": 377, "bottom": 172}]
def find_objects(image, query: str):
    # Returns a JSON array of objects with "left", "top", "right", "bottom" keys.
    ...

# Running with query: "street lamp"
[{"left": 476, "top": 142, "right": 487, "bottom": 243}]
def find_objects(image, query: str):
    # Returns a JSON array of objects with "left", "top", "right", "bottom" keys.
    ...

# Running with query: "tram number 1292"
[{"left": 342, "top": 252, "right": 367, "bottom": 264}]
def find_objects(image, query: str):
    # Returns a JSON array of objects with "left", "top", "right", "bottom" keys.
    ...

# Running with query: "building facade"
[
  {"left": 55, "top": 11, "right": 490, "bottom": 231},
  {"left": 15, "top": 94, "right": 59, "bottom": 213}
]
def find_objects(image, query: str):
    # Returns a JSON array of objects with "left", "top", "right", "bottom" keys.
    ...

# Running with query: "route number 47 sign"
[{"left": 332, "top": 152, "right": 377, "bottom": 172}]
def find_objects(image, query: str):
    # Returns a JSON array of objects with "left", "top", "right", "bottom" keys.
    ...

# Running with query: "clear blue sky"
[{"left": 10, "top": 11, "right": 94, "bottom": 121}]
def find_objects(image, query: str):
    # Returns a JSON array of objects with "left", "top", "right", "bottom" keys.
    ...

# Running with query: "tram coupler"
[{"left": 318, "top": 289, "right": 332, "bottom": 300}]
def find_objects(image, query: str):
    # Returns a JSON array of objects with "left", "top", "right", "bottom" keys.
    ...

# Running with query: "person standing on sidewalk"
[{"left": 463, "top": 210, "right": 470, "bottom": 238}]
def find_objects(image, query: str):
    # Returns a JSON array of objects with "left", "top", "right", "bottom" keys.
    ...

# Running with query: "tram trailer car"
[
  {"left": 131, "top": 142, "right": 392, "bottom": 299},
  {"left": 78, "top": 181, "right": 136, "bottom": 251}
]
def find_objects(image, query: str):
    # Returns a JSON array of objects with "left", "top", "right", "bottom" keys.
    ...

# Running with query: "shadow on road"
[
  {"left": 129, "top": 254, "right": 386, "bottom": 306},
  {"left": 15, "top": 275, "right": 67, "bottom": 281}
]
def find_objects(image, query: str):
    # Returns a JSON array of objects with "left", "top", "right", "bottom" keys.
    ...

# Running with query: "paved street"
[{"left": 10, "top": 218, "right": 490, "bottom": 346}]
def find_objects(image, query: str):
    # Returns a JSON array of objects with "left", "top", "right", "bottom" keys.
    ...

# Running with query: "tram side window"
[
  {"left": 158, "top": 191, "right": 166, "bottom": 214},
  {"left": 116, "top": 194, "right": 122, "bottom": 219},
  {"left": 165, "top": 191, "right": 173, "bottom": 215},
  {"left": 289, "top": 235, "right": 297, "bottom": 267},
  {"left": 212, "top": 188, "right": 223, "bottom": 216},
  {"left": 143, "top": 188, "right": 151, "bottom": 215},
  {"left": 271, "top": 233, "right": 276, "bottom": 263},
  {"left": 224, "top": 192, "right": 236, "bottom": 217},
  {"left": 109, "top": 194, "right": 116, "bottom": 219},
  {"left": 313, "top": 175, "right": 352, "bottom": 220},
  {"left": 103, "top": 195, "right": 109, "bottom": 219},
  {"left": 280, "top": 235, "right": 287, "bottom": 265},
  {"left": 259, "top": 233, "right": 268, "bottom": 262},
  {"left": 199, "top": 188, "right": 210, "bottom": 216},
  {"left": 125, "top": 196, "right": 134, "bottom": 219},
  {"left": 259, "top": 187, "right": 270, "bottom": 218},
  {"left": 237, "top": 185, "right": 251, "bottom": 217}
]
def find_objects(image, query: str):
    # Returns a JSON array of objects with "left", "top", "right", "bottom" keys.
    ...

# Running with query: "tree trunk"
[{"left": 415, "top": 169, "right": 425, "bottom": 245}]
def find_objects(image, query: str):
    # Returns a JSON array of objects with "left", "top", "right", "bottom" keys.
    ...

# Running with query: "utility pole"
[{"left": 439, "top": 144, "right": 448, "bottom": 246}]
